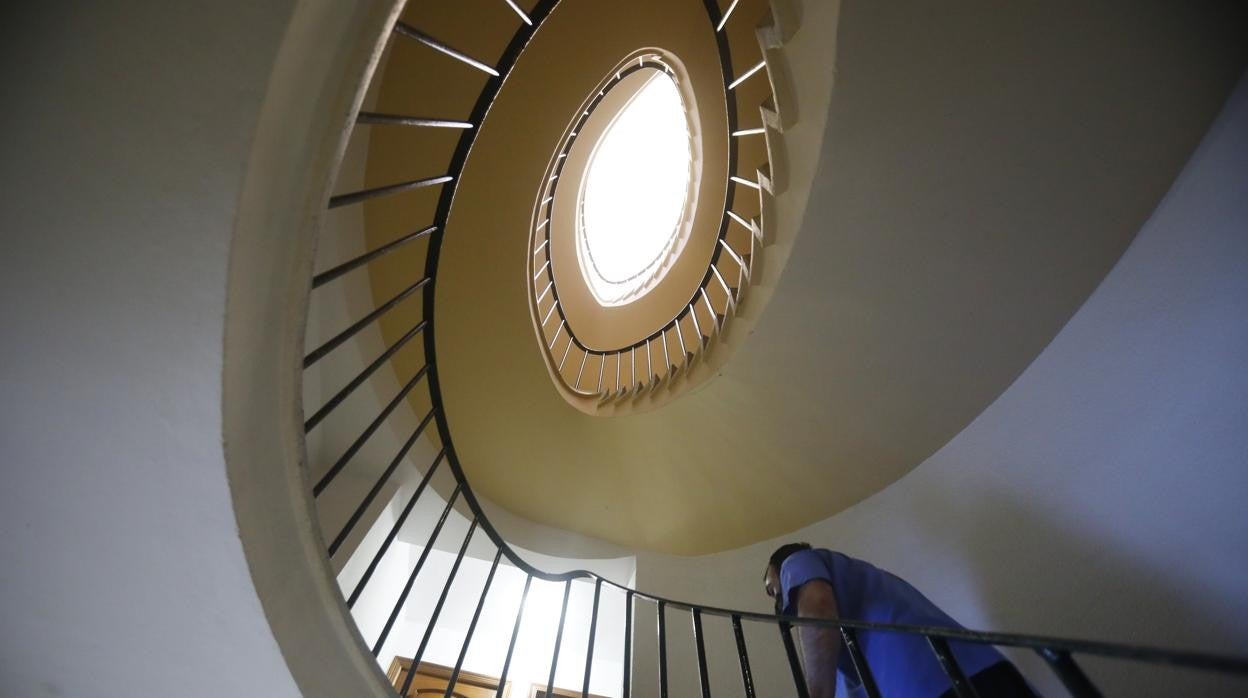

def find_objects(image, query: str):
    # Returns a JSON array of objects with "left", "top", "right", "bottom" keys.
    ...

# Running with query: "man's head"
[{"left": 763, "top": 542, "right": 812, "bottom": 605}]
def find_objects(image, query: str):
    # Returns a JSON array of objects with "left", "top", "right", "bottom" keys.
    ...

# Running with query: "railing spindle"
[
  {"left": 304, "top": 275, "right": 430, "bottom": 368},
  {"left": 840, "top": 626, "right": 881, "bottom": 698},
  {"left": 312, "top": 224, "right": 436, "bottom": 288},
  {"left": 581, "top": 578, "right": 603, "bottom": 697},
  {"left": 727, "top": 60, "right": 766, "bottom": 91},
  {"left": 495, "top": 575, "right": 533, "bottom": 698},
  {"left": 623, "top": 590, "right": 634, "bottom": 698},
  {"left": 328, "top": 175, "right": 453, "bottom": 209},
  {"left": 331, "top": 423, "right": 438, "bottom": 560},
  {"left": 544, "top": 580, "right": 574, "bottom": 697},
  {"left": 356, "top": 112, "right": 473, "bottom": 129},
  {"left": 731, "top": 615, "right": 756, "bottom": 698},
  {"left": 928, "top": 636, "right": 980, "bottom": 698},
  {"left": 369, "top": 486, "right": 461, "bottom": 651},
  {"left": 692, "top": 608, "right": 711, "bottom": 698},
  {"left": 657, "top": 601, "right": 669, "bottom": 698},
  {"left": 311, "top": 364, "right": 430, "bottom": 497},
  {"left": 1038, "top": 648, "right": 1102, "bottom": 698},
  {"left": 393, "top": 22, "right": 500, "bottom": 76},
  {"left": 304, "top": 320, "right": 427, "bottom": 432},
  {"left": 445, "top": 548, "right": 503, "bottom": 698},
  {"left": 778, "top": 620, "right": 811, "bottom": 698},
  {"left": 346, "top": 454, "right": 449, "bottom": 606},
  {"left": 398, "top": 519, "right": 480, "bottom": 697}
]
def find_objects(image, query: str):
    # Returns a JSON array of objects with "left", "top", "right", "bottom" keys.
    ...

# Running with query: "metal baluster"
[
  {"left": 304, "top": 276, "right": 430, "bottom": 368},
  {"left": 575, "top": 349, "right": 588, "bottom": 389},
  {"left": 928, "top": 636, "right": 980, "bottom": 698},
  {"left": 312, "top": 224, "right": 436, "bottom": 288},
  {"left": 778, "top": 620, "right": 810, "bottom": 698},
  {"left": 661, "top": 330, "right": 671, "bottom": 372},
  {"left": 346, "top": 454, "right": 449, "bottom": 606},
  {"left": 657, "top": 601, "right": 668, "bottom": 698},
  {"left": 446, "top": 549, "right": 503, "bottom": 698},
  {"left": 711, "top": 263, "right": 737, "bottom": 310},
  {"left": 688, "top": 302, "right": 704, "bottom": 346},
  {"left": 727, "top": 59, "right": 766, "bottom": 89},
  {"left": 545, "top": 580, "right": 574, "bottom": 697},
  {"left": 304, "top": 322, "right": 428, "bottom": 432},
  {"left": 841, "top": 627, "right": 881, "bottom": 698},
  {"left": 596, "top": 352, "right": 605, "bottom": 394},
  {"left": 716, "top": 0, "right": 741, "bottom": 31},
  {"left": 356, "top": 113, "right": 473, "bottom": 129},
  {"left": 731, "top": 615, "right": 756, "bottom": 698},
  {"left": 581, "top": 579, "right": 603, "bottom": 697},
  {"left": 311, "top": 363, "right": 431, "bottom": 496},
  {"left": 397, "top": 520, "right": 480, "bottom": 697},
  {"left": 369, "top": 487, "right": 461, "bottom": 650},
  {"left": 692, "top": 608, "right": 711, "bottom": 698},
  {"left": 1037, "top": 648, "right": 1102, "bottom": 698},
  {"left": 700, "top": 288, "right": 720, "bottom": 333},
  {"left": 622, "top": 591, "right": 634, "bottom": 698},
  {"left": 718, "top": 238, "right": 750, "bottom": 283},
  {"left": 393, "top": 22, "right": 500, "bottom": 76},
  {"left": 329, "top": 175, "right": 452, "bottom": 209},
  {"left": 329, "top": 408, "right": 437, "bottom": 557},
  {"left": 495, "top": 575, "right": 533, "bottom": 698},
  {"left": 729, "top": 174, "right": 761, "bottom": 190}
]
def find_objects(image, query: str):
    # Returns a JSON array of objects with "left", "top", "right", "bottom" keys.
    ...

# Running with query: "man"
[{"left": 764, "top": 543, "right": 1036, "bottom": 698}]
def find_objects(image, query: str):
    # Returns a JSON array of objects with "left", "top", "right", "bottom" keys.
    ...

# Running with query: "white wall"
[
  {"left": 0, "top": 3, "right": 306, "bottom": 697},
  {"left": 630, "top": 74, "right": 1248, "bottom": 697}
]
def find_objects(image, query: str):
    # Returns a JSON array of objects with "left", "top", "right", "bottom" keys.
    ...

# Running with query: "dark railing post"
[
  {"left": 928, "top": 636, "right": 980, "bottom": 698},
  {"left": 731, "top": 614, "right": 756, "bottom": 698},
  {"left": 446, "top": 549, "right": 503, "bottom": 698},
  {"left": 345, "top": 453, "right": 447, "bottom": 606},
  {"left": 544, "top": 580, "right": 573, "bottom": 697},
  {"left": 1038, "top": 648, "right": 1102, "bottom": 698},
  {"left": 369, "top": 487, "right": 461, "bottom": 652},
  {"left": 622, "top": 590, "right": 634, "bottom": 698},
  {"left": 692, "top": 608, "right": 711, "bottom": 698},
  {"left": 778, "top": 620, "right": 810, "bottom": 698},
  {"left": 330, "top": 412, "right": 438, "bottom": 558},
  {"left": 581, "top": 578, "right": 602, "bottom": 697},
  {"left": 840, "top": 626, "right": 881, "bottom": 698},
  {"left": 398, "top": 519, "right": 479, "bottom": 697},
  {"left": 657, "top": 600, "right": 669, "bottom": 698},
  {"left": 495, "top": 575, "right": 533, "bottom": 698}
]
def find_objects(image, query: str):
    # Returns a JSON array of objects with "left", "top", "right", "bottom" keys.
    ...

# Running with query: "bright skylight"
[{"left": 578, "top": 71, "right": 692, "bottom": 305}]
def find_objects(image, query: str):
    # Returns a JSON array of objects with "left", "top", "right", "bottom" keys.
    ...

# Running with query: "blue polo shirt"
[{"left": 779, "top": 549, "right": 1006, "bottom": 698}]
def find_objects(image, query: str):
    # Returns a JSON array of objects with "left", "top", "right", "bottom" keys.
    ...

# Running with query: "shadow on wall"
[{"left": 903, "top": 483, "right": 1248, "bottom": 696}]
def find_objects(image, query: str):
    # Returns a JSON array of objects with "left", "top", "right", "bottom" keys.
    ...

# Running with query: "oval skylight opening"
[{"left": 578, "top": 70, "right": 693, "bottom": 306}]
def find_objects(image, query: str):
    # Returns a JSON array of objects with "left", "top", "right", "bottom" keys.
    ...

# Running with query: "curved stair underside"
[{"left": 355, "top": 0, "right": 1248, "bottom": 554}]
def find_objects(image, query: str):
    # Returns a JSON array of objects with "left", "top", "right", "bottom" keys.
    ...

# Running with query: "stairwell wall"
[{"left": 631, "top": 73, "right": 1248, "bottom": 698}]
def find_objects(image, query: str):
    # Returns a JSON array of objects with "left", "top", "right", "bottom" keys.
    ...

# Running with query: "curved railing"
[
  {"left": 527, "top": 1, "right": 775, "bottom": 403},
  {"left": 302, "top": 1, "right": 1248, "bottom": 696}
]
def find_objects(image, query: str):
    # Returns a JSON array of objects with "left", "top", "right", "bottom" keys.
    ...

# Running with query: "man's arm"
[{"left": 793, "top": 579, "right": 841, "bottom": 698}]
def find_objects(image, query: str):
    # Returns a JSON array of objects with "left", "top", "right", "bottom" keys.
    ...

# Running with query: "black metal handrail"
[{"left": 301, "top": 1, "right": 1248, "bottom": 696}]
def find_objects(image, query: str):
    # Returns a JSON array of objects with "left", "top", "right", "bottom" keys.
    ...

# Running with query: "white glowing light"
[{"left": 579, "top": 71, "right": 692, "bottom": 306}]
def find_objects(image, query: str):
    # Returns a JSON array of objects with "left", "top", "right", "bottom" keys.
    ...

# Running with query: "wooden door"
[{"left": 386, "top": 657, "right": 509, "bottom": 698}]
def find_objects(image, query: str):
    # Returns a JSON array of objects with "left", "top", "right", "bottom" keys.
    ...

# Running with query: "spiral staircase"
[
  {"left": 290, "top": 0, "right": 1248, "bottom": 696},
  {"left": 5, "top": 1, "right": 1248, "bottom": 697}
]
